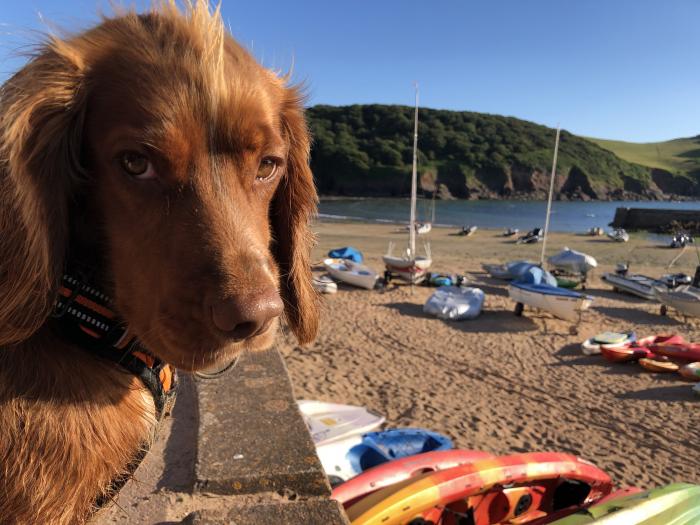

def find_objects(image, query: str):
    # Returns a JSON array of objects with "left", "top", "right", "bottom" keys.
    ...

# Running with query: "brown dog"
[{"left": 0, "top": 2, "right": 319, "bottom": 523}]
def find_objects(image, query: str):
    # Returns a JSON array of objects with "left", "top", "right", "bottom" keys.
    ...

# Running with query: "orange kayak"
[
  {"left": 332, "top": 449, "right": 493, "bottom": 507},
  {"left": 347, "top": 452, "right": 613, "bottom": 525},
  {"left": 639, "top": 358, "right": 680, "bottom": 373}
]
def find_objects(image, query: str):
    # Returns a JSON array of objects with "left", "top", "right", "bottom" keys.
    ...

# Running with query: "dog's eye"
[
  {"left": 119, "top": 151, "right": 156, "bottom": 180},
  {"left": 256, "top": 157, "right": 279, "bottom": 181}
]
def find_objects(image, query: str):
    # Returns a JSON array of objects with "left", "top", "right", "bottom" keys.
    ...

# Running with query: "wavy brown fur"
[{"left": 0, "top": 2, "right": 319, "bottom": 522}]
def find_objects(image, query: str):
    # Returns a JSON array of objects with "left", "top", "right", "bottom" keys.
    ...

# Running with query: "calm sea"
[{"left": 318, "top": 199, "right": 700, "bottom": 233}]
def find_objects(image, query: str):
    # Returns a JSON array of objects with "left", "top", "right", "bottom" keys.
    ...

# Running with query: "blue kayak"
[{"left": 347, "top": 428, "right": 453, "bottom": 474}]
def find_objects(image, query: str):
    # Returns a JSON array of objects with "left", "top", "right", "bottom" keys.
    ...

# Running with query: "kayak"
[
  {"left": 346, "top": 452, "right": 613, "bottom": 525},
  {"left": 547, "top": 483, "right": 700, "bottom": 524},
  {"left": 678, "top": 362, "right": 700, "bottom": 381},
  {"left": 601, "top": 345, "right": 656, "bottom": 363},
  {"left": 649, "top": 342, "right": 700, "bottom": 362},
  {"left": 599, "top": 334, "right": 683, "bottom": 362},
  {"left": 297, "top": 400, "right": 385, "bottom": 447},
  {"left": 581, "top": 331, "right": 635, "bottom": 356},
  {"left": 639, "top": 358, "right": 680, "bottom": 373},
  {"left": 319, "top": 428, "right": 452, "bottom": 483},
  {"left": 331, "top": 449, "right": 493, "bottom": 507}
]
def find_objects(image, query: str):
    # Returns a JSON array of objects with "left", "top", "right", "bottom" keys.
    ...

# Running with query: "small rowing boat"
[
  {"left": 312, "top": 275, "right": 338, "bottom": 294},
  {"left": 602, "top": 265, "right": 663, "bottom": 301},
  {"left": 509, "top": 265, "right": 592, "bottom": 322},
  {"left": 324, "top": 258, "right": 379, "bottom": 290},
  {"left": 655, "top": 285, "right": 700, "bottom": 317},
  {"left": 607, "top": 228, "right": 629, "bottom": 242}
]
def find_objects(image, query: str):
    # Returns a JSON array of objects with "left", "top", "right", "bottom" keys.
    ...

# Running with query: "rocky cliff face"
[{"left": 431, "top": 164, "right": 686, "bottom": 201}]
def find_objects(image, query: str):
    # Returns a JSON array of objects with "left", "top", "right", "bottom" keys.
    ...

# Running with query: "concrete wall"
[
  {"left": 93, "top": 349, "right": 349, "bottom": 525},
  {"left": 611, "top": 207, "right": 700, "bottom": 230}
]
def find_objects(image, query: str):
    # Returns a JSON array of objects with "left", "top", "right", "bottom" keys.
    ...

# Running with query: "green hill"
[
  {"left": 588, "top": 136, "right": 700, "bottom": 177},
  {"left": 306, "top": 104, "right": 699, "bottom": 199}
]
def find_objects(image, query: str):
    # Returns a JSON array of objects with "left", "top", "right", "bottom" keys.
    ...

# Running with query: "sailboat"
[
  {"left": 415, "top": 190, "right": 435, "bottom": 235},
  {"left": 508, "top": 127, "right": 593, "bottom": 324},
  {"left": 383, "top": 84, "right": 432, "bottom": 284}
]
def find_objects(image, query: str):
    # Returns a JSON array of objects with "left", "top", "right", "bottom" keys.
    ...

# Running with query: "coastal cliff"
[{"left": 307, "top": 105, "right": 700, "bottom": 200}]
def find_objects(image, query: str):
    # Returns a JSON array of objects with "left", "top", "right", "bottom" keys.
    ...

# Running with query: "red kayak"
[
  {"left": 649, "top": 342, "right": 700, "bottom": 362},
  {"left": 346, "top": 452, "right": 613, "bottom": 525},
  {"left": 600, "top": 334, "right": 683, "bottom": 363},
  {"left": 332, "top": 449, "right": 493, "bottom": 507}
]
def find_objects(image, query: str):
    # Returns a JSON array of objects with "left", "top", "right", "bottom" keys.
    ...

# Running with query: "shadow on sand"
[
  {"left": 616, "top": 383, "right": 694, "bottom": 402},
  {"left": 593, "top": 306, "right": 681, "bottom": 326},
  {"left": 383, "top": 302, "right": 538, "bottom": 333}
]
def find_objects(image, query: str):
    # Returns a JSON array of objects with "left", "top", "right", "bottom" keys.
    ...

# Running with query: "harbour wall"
[{"left": 610, "top": 207, "right": 700, "bottom": 231}]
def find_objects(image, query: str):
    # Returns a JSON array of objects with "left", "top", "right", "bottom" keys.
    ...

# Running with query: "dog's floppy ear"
[
  {"left": 0, "top": 40, "right": 86, "bottom": 346},
  {"left": 271, "top": 86, "right": 320, "bottom": 345}
]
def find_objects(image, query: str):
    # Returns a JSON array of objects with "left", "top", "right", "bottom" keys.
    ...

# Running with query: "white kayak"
[
  {"left": 581, "top": 331, "right": 634, "bottom": 356},
  {"left": 312, "top": 275, "right": 338, "bottom": 294},
  {"left": 297, "top": 400, "right": 385, "bottom": 447},
  {"left": 324, "top": 258, "right": 378, "bottom": 290}
]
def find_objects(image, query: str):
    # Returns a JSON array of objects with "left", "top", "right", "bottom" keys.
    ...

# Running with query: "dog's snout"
[{"left": 209, "top": 290, "right": 283, "bottom": 341}]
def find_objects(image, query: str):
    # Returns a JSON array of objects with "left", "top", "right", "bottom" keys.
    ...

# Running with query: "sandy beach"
[{"left": 279, "top": 220, "right": 700, "bottom": 489}]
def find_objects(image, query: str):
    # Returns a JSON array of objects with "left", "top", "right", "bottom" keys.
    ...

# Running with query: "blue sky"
[{"left": 0, "top": 0, "right": 697, "bottom": 142}]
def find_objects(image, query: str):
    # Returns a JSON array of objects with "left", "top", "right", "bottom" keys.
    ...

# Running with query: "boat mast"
[
  {"left": 409, "top": 83, "right": 419, "bottom": 258},
  {"left": 539, "top": 126, "right": 561, "bottom": 267}
]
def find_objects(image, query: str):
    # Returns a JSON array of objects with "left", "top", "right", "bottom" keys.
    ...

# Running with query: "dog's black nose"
[{"left": 209, "top": 289, "right": 283, "bottom": 341}]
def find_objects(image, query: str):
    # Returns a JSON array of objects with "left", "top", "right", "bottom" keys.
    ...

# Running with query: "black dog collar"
[{"left": 51, "top": 273, "right": 176, "bottom": 417}]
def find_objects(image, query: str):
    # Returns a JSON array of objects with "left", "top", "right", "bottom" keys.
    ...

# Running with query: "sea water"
[{"left": 319, "top": 199, "right": 700, "bottom": 233}]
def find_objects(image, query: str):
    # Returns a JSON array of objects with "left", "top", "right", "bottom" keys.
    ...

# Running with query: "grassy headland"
[{"left": 307, "top": 104, "right": 699, "bottom": 200}]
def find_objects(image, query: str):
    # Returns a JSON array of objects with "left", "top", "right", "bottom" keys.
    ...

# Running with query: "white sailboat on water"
[{"left": 383, "top": 84, "right": 432, "bottom": 283}]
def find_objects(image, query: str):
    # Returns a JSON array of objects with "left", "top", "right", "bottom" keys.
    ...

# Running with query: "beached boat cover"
[
  {"left": 423, "top": 286, "right": 485, "bottom": 320},
  {"left": 328, "top": 246, "right": 364, "bottom": 263},
  {"left": 347, "top": 429, "right": 453, "bottom": 474},
  {"left": 548, "top": 247, "right": 598, "bottom": 274},
  {"left": 513, "top": 265, "right": 558, "bottom": 287}
]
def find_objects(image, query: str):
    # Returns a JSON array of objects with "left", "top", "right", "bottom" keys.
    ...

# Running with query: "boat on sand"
[
  {"left": 602, "top": 264, "right": 662, "bottom": 301},
  {"left": 655, "top": 284, "right": 700, "bottom": 318},
  {"left": 324, "top": 258, "right": 378, "bottom": 290}
]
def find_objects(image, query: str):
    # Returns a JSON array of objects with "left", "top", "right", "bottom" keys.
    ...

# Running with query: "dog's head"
[{"left": 0, "top": 2, "right": 319, "bottom": 370}]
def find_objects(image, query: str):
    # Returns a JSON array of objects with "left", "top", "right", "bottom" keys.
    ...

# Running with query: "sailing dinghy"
[
  {"left": 383, "top": 84, "right": 432, "bottom": 284},
  {"left": 508, "top": 127, "right": 592, "bottom": 325}
]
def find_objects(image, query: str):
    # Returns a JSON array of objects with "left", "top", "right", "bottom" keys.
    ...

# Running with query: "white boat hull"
[
  {"left": 416, "top": 223, "right": 432, "bottom": 235},
  {"left": 383, "top": 255, "right": 432, "bottom": 283},
  {"left": 297, "top": 400, "right": 385, "bottom": 447},
  {"left": 324, "top": 258, "right": 378, "bottom": 290},
  {"left": 312, "top": 275, "right": 338, "bottom": 294},
  {"left": 509, "top": 285, "right": 592, "bottom": 322},
  {"left": 655, "top": 285, "right": 700, "bottom": 317},
  {"left": 602, "top": 272, "right": 659, "bottom": 301}
]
